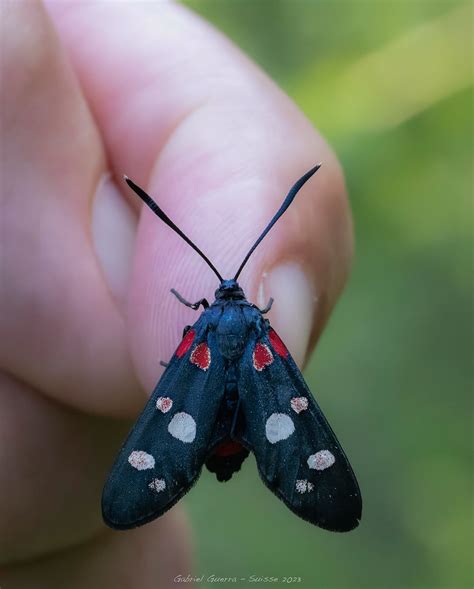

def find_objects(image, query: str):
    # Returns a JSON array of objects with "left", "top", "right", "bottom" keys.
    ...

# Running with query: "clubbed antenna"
[
  {"left": 233, "top": 164, "right": 321, "bottom": 280},
  {"left": 124, "top": 176, "right": 223, "bottom": 282}
]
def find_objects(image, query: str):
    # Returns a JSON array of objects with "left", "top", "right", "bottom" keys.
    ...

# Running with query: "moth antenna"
[
  {"left": 233, "top": 164, "right": 322, "bottom": 281},
  {"left": 124, "top": 176, "right": 223, "bottom": 282}
]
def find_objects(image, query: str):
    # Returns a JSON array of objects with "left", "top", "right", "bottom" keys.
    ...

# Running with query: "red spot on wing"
[
  {"left": 253, "top": 342, "right": 273, "bottom": 371},
  {"left": 213, "top": 440, "right": 243, "bottom": 457},
  {"left": 190, "top": 342, "right": 211, "bottom": 370},
  {"left": 269, "top": 329, "right": 288, "bottom": 358},
  {"left": 175, "top": 329, "right": 196, "bottom": 358}
]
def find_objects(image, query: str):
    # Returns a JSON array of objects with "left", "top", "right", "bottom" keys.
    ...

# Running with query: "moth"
[{"left": 102, "top": 165, "right": 362, "bottom": 532}]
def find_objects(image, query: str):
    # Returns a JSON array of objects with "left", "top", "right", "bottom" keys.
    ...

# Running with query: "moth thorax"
[{"left": 216, "top": 306, "right": 248, "bottom": 359}]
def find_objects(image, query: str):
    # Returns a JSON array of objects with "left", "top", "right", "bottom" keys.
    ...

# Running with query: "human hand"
[{"left": 0, "top": 2, "right": 352, "bottom": 586}]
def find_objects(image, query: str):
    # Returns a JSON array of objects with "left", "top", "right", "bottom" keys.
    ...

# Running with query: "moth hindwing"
[{"left": 103, "top": 165, "right": 362, "bottom": 531}]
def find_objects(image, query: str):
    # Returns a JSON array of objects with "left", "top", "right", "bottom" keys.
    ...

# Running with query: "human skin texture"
[{"left": 0, "top": 1, "right": 353, "bottom": 587}]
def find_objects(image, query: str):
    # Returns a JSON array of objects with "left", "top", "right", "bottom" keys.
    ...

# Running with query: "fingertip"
[
  {"left": 257, "top": 262, "right": 316, "bottom": 367},
  {"left": 92, "top": 173, "right": 137, "bottom": 307}
]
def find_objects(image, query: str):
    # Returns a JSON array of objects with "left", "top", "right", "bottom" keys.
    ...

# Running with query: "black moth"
[{"left": 102, "top": 165, "right": 362, "bottom": 532}]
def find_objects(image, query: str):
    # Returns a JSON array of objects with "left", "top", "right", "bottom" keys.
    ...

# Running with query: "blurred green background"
[{"left": 182, "top": 2, "right": 473, "bottom": 588}]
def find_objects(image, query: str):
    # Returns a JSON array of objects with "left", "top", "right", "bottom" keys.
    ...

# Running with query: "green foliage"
[{"left": 183, "top": 1, "right": 473, "bottom": 587}]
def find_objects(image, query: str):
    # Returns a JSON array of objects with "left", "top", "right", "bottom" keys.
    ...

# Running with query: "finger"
[
  {"left": 0, "top": 373, "right": 128, "bottom": 564},
  {"left": 0, "top": 0, "right": 141, "bottom": 415},
  {"left": 2, "top": 509, "right": 192, "bottom": 589},
  {"left": 0, "top": 0, "right": 178, "bottom": 569},
  {"left": 47, "top": 2, "right": 353, "bottom": 393}
]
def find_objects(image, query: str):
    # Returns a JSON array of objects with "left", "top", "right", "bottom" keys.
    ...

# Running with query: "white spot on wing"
[
  {"left": 295, "top": 479, "right": 315, "bottom": 494},
  {"left": 291, "top": 397, "right": 308, "bottom": 413},
  {"left": 156, "top": 397, "right": 173, "bottom": 413},
  {"left": 307, "top": 450, "right": 335, "bottom": 470},
  {"left": 265, "top": 413, "right": 295, "bottom": 444},
  {"left": 168, "top": 412, "right": 196, "bottom": 443},
  {"left": 128, "top": 450, "right": 155, "bottom": 470},
  {"left": 148, "top": 478, "right": 166, "bottom": 493}
]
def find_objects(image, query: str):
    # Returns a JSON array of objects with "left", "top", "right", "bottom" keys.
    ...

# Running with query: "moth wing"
[
  {"left": 102, "top": 327, "right": 225, "bottom": 529},
  {"left": 236, "top": 328, "right": 362, "bottom": 532}
]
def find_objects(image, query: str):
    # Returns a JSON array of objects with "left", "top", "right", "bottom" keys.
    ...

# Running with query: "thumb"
[{"left": 48, "top": 2, "right": 353, "bottom": 396}]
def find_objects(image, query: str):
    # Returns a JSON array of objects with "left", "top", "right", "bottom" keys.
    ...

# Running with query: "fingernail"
[
  {"left": 257, "top": 263, "right": 316, "bottom": 367},
  {"left": 92, "top": 173, "right": 137, "bottom": 306}
]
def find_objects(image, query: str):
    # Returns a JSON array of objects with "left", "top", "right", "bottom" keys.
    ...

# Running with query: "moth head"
[{"left": 215, "top": 279, "right": 245, "bottom": 300}]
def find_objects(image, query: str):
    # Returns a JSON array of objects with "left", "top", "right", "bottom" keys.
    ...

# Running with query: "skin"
[{"left": 0, "top": 1, "right": 353, "bottom": 587}]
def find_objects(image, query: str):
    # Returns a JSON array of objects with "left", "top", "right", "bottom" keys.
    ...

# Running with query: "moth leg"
[
  {"left": 171, "top": 288, "right": 209, "bottom": 310},
  {"left": 259, "top": 297, "right": 274, "bottom": 314},
  {"left": 160, "top": 360, "right": 169, "bottom": 368}
]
